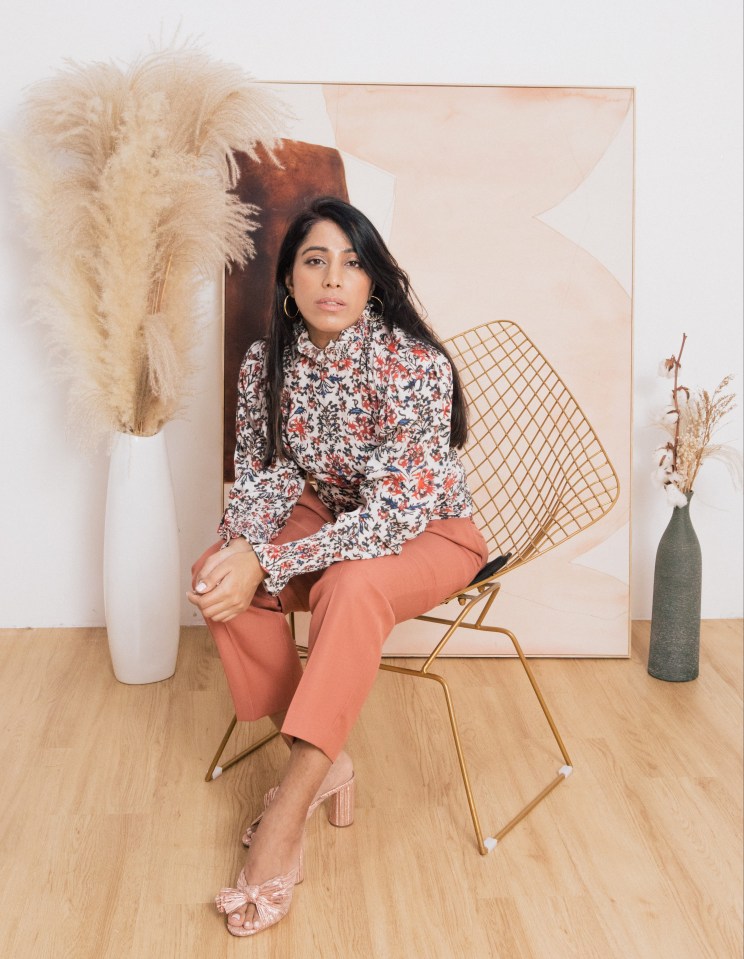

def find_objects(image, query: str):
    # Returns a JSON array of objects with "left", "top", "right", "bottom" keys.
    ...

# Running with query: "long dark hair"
[{"left": 262, "top": 196, "right": 468, "bottom": 467}]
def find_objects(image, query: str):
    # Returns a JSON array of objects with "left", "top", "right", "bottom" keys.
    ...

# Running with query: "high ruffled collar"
[{"left": 294, "top": 310, "right": 376, "bottom": 362}]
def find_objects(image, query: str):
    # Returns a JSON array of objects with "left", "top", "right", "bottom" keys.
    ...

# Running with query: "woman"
[{"left": 188, "top": 197, "right": 488, "bottom": 937}]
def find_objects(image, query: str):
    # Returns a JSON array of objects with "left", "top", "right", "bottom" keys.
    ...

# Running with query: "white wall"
[{"left": 0, "top": 0, "right": 741, "bottom": 627}]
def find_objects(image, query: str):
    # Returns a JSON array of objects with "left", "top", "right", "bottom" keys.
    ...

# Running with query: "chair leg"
[
  {"left": 380, "top": 648, "right": 572, "bottom": 854},
  {"left": 433, "top": 666, "right": 572, "bottom": 853},
  {"left": 205, "top": 612, "right": 296, "bottom": 783},
  {"left": 429, "top": 671, "right": 491, "bottom": 855},
  {"left": 204, "top": 713, "right": 280, "bottom": 783}
]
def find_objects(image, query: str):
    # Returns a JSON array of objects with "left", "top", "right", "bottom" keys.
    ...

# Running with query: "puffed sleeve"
[
  {"left": 218, "top": 341, "right": 305, "bottom": 546},
  {"left": 252, "top": 341, "right": 461, "bottom": 594}
]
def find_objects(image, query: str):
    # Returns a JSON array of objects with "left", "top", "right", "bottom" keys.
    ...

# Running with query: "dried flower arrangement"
[
  {"left": 12, "top": 44, "right": 287, "bottom": 440},
  {"left": 653, "top": 333, "right": 741, "bottom": 508}
]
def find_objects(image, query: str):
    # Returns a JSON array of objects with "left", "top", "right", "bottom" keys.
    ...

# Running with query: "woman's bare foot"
[
  {"left": 226, "top": 740, "right": 333, "bottom": 934},
  {"left": 226, "top": 794, "right": 307, "bottom": 932}
]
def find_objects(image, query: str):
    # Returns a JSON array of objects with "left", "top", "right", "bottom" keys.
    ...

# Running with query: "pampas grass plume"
[{"left": 12, "top": 44, "right": 288, "bottom": 440}]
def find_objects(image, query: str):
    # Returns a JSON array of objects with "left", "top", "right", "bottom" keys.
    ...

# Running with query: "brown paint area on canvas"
[{"left": 223, "top": 140, "right": 349, "bottom": 481}]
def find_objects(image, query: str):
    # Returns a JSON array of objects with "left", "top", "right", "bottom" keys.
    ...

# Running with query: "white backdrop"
[{"left": 0, "top": 0, "right": 741, "bottom": 629}]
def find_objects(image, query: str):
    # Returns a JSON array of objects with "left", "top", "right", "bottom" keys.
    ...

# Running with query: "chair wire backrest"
[{"left": 445, "top": 320, "right": 619, "bottom": 572}]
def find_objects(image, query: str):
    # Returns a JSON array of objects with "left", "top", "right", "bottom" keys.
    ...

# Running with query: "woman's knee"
[{"left": 191, "top": 542, "right": 222, "bottom": 587}]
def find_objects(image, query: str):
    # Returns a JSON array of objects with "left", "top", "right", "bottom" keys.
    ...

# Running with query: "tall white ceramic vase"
[{"left": 104, "top": 431, "right": 180, "bottom": 684}]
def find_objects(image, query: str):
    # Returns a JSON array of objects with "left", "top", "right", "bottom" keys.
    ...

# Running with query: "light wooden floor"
[{"left": 0, "top": 621, "right": 741, "bottom": 959}]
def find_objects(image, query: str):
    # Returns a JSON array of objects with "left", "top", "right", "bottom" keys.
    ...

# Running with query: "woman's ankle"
[{"left": 317, "top": 750, "right": 353, "bottom": 794}]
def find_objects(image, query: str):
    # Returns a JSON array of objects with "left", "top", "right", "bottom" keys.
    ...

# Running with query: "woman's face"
[{"left": 286, "top": 219, "right": 373, "bottom": 350}]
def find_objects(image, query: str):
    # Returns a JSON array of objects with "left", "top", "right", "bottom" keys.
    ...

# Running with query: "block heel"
[{"left": 326, "top": 775, "right": 355, "bottom": 827}]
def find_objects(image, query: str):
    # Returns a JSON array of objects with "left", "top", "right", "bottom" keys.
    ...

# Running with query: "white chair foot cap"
[
  {"left": 559, "top": 765, "right": 573, "bottom": 778},
  {"left": 484, "top": 837, "right": 498, "bottom": 852},
  {"left": 211, "top": 766, "right": 223, "bottom": 780}
]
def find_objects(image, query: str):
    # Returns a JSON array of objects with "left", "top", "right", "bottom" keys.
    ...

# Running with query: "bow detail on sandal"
[{"left": 215, "top": 867, "right": 300, "bottom": 937}]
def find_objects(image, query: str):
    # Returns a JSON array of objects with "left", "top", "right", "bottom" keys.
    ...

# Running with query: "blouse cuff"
[{"left": 251, "top": 542, "right": 289, "bottom": 595}]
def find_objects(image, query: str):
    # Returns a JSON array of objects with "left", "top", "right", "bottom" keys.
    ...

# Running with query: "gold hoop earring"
[
  {"left": 367, "top": 294, "right": 384, "bottom": 316},
  {"left": 283, "top": 295, "right": 300, "bottom": 319}
]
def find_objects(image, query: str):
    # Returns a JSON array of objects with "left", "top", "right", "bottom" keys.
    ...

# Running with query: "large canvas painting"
[{"left": 224, "top": 84, "right": 634, "bottom": 657}]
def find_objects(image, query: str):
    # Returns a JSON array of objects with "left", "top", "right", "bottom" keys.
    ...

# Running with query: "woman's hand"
[{"left": 187, "top": 538, "right": 266, "bottom": 623}]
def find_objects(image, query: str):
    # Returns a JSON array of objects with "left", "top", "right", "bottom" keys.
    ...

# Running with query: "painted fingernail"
[{"left": 196, "top": 582, "right": 207, "bottom": 593}]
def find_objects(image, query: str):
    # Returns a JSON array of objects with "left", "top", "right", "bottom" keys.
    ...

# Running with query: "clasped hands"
[{"left": 187, "top": 537, "right": 266, "bottom": 623}]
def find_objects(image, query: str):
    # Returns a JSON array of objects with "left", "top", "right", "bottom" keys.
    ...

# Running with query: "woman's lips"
[{"left": 316, "top": 298, "right": 346, "bottom": 313}]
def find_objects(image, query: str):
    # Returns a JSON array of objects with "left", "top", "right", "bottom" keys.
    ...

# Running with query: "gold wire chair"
[{"left": 205, "top": 319, "right": 620, "bottom": 854}]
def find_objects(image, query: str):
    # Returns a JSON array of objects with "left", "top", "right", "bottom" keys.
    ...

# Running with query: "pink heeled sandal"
[
  {"left": 215, "top": 853, "right": 303, "bottom": 938},
  {"left": 241, "top": 773, "right": 355, "bottom": 847}
]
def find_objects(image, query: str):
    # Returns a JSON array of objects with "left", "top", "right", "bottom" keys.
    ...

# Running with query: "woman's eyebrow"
[{"left": 300, "top": 245, "right": 356, "bottom": 255}]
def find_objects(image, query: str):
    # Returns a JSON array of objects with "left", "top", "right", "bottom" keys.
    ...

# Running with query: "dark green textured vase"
[{"left": 648, "top": 491, "right": 702, "bottom": 682}]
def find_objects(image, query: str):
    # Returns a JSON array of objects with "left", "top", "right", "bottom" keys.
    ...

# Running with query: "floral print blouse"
[{"left": 219, "top": 311, "right": 475, "bottom": 594}]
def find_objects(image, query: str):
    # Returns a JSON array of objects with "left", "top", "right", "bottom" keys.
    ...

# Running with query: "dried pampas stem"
[
  {"left": 12, "top": 44, "right": 288, "bottom": 443},
  {"left": 151, "top": 254, "right": 174, "bottom": 316}
]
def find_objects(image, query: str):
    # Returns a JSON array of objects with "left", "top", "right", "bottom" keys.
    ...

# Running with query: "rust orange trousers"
[{"left": 194, "top": 484, "right": 488, "bottom": 761}]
